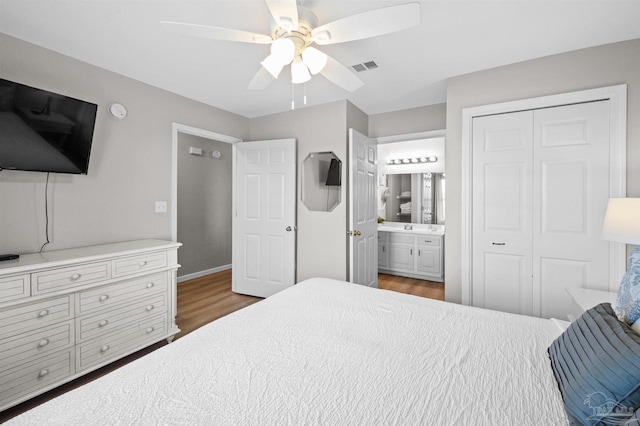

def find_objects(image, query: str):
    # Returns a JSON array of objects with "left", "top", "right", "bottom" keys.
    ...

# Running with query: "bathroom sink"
[{"left": 377, "top": 225, "right": 444, "bottom": 236}]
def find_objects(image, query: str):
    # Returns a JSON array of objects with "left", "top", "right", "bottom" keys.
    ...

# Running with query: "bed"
[{"left": 6, "top": 277, "right": 573, "bottom": 425}]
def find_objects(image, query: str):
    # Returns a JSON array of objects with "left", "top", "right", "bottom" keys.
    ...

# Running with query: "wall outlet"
[{"left": 155, "top": 201, "right": 167, "bottom": 213}]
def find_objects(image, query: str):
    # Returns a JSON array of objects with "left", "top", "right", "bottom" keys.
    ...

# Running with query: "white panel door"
[
  {"left": 233, "top": 139, "right": 296, "bottom": 298},
  {"left": 472, "top": 100, "right": 612, "bottom": 318},
  {"left": 533, "top": 100, "right": 611, "bottom": 318},
  {"left": 472, "top": 111, "right": 534, "bottom": 315},
  {"left": 349, "top": 129, "right": 378, "bottom": 287}
]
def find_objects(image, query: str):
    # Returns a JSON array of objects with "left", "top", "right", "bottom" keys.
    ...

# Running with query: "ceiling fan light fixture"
[
  {"left": 270, "top": 38, "right": 295, "bottom": 64},
  {"left": 291, "top": 57, "right": 311, "bottom": 84},
  {"left": 260, "top": 54, "right": 286, "bottom": 78},
  {"left": 301, "top": 47, "right": 327, "bottom": 75}
]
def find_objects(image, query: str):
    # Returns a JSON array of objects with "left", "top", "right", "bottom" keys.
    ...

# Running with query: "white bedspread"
[{"left": 8, "top": 278, "right": 568, "bottom": 425}]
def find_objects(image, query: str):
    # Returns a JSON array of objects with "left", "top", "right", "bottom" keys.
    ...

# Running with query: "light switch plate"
[{"left": 155, "top": 201, "right": 167, "bottom": 213}]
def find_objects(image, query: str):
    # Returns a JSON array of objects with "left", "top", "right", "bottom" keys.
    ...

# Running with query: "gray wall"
[
  {"left": 177, "top": 134, "right": 233, "bottom": 277},
  {"left": 368, "top": 103, "right": 446, "bottom": 138},
  {"left": 0, "top": 33, "right": 249, "bottom": 254},
  {"left": 445, "top": 38, "right": 640, "bottom": 304},
  {"left": 250, "top": 100, "right": 359, "bottom": 282}
]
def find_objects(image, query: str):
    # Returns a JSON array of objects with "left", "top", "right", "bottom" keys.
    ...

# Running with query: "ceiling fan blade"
[
  {"left": 161, "top": 21, "right": 272, "bottom": 44},
  {"left": 248, "top": 67, "right": 275, "bottom": 90},
  {"left": 311, "top": 3, "right": 420, "bottom": 45},
  {"left": 264, "top": 0, "right": 298, "bottom": 30},
  {"left": 320, "top": 55, "right": 364, "bottom": 92}
]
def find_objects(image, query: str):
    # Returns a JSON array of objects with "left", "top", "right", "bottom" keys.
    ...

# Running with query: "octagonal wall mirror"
[{"left": 302, "top": 151, "right": 342, "bottom": 212}]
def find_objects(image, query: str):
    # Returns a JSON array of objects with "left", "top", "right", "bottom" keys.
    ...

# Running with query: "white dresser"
[{"left": 0, "top": 239, "right": 181, "bottom": 411}]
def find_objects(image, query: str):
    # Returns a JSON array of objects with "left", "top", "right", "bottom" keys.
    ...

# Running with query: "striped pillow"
[{"left": 548, "top": 303, "right": 640, "bottom": 425}]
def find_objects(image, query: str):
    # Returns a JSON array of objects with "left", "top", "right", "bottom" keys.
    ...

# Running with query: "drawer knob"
[
  {"left": 145, "top": 327, "right": 154, "bottom": 334},
  {"left": 138, "top": 261, "right": 148, "bottom": 267},
  {"left": 146, "top": 282, "right": 154, "bottom": 289},
  {"left": 99, "top": 295, "right": 109, "bottom": 302},
  {"left": 98, "top": 320, "right": 109, "bottom": 328},
  {"left": 146, "top": 305, "right": 154, "bottom": 311},
  {"left": 100, "top": 345, "right": 110, "bottom": 353},
  {"left": 38, "top": 368, "right": 49, "bottom": 378},
  {"left": 38, "top": 339, "right": 50, "bottom": 347},
  {"left": 38, "top": 309, "right": 50, "bottom": 318},
  {"left": 70, "top": 273, "right": 82, "bottom": 281}
]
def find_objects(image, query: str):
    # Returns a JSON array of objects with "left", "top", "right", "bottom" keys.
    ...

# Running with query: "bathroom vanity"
[{"left": 378, "top": 223, "right": 444, "bottom": 282}]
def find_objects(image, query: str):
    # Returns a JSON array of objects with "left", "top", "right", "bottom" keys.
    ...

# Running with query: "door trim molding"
[
  {"left": 170, "top": 123, "right": 242, "bottom": 243},
  {"left": 461, "top": 84, "right": 627, "bottom": 305}
]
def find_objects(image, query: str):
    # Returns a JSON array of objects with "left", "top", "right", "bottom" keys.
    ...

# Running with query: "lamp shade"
[
  {"left": 270, "top": 38, "right": 295, "bottom": 64},
  {"left": 291, "top": 57, "right": 311, "bottom": 84},
  {"left": 301, "top": 47, "right": 327, "bottom": 75},
  {"left": 601, "top": 198, "right": 640, "bottom": 245}
]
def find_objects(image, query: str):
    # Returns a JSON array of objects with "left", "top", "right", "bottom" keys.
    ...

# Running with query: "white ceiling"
[{"left": 1, "top": 0, "right": 639, "bottom": 118}]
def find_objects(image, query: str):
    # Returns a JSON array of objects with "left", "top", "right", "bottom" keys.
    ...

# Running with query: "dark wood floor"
[
  {"left": 0, "top": 270, "right": 443, "bottom": 422},
  {"left": 174, "top": 269, "right": 261, "bottom": 340},
  {"left": 378, "top": 273, "right": 444, "bottom": 300}
]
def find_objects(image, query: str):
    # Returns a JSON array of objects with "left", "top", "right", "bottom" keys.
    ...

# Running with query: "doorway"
[
  {"left": 461, "top": 84, "right": 627, "bottom": 313},
  {"left": 171, "top": 123, "right": 241, "bottom": 282},
  {"left": 375, "top": 130, "right": 446, "bottom": 288}
]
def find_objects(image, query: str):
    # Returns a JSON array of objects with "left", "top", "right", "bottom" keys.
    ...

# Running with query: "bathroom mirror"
[
  {"left": 379, "top": 173, "right": 445, "bottom": 224},
  {"left": 302, "top": 151, "right": 342, "bottom": 212}
]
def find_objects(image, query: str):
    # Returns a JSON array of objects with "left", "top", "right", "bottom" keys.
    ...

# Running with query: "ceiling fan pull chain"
[
  {"left": 291, "top": 81, "right": 295, "bottom": 110},
  {"left": 304, "top": 82, "right": 307, "bottom": 105}
]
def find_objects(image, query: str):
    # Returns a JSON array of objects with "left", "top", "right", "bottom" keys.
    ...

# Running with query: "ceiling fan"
[{"left": 161, "top": 0, "right": 420, "bottom": 92}]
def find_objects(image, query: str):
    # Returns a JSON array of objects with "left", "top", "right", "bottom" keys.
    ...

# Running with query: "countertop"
[{"left": 378, "top": 224, "right": 445, "bottom": 236}]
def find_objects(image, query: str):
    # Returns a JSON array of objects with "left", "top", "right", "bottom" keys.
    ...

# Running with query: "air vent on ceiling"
[{"left": 351, "top": 60, "right": 379, "bottom": 73}]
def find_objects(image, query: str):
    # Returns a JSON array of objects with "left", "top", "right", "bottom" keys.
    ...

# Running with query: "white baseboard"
[{"left": 177, "top": 264, "right": 231, "bottom": 283}]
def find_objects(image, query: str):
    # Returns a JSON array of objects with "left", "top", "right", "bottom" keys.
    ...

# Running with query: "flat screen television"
[
  {"left": 0, "top": 78, "right": 98, "bottom": 174},
  {"left": 325, "top": 157, "right": 341, "bottom": 186}
]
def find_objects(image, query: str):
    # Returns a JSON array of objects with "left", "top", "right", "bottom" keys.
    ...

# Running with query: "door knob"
[
  {"left": 286, "top": 226, "right": 297, "bottom": 232},
  {"left": 354, "top": 230, "right": 362, "bottom": 236}
]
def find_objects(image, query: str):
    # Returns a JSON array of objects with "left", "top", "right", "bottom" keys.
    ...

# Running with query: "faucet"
[{"left": 404, "top": 224, "right": 413, "bottom": 230}]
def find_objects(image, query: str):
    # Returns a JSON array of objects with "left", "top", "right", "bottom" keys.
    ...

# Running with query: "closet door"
[
  {"left": 472, "top": 111, "right": 534, "bottom": 315},
  {"left": 532, "top": 101, "right": 610, "bottom": 319},
  {"left": 472, "top": 100, "right": 611, "bottom": 318}
]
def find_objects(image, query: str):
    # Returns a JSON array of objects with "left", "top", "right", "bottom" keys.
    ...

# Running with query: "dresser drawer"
[
  {"left": 77, "top": 273, "right": 167, "bottom": 315},
  {"left": 416, "top": 236, "right": 441, "bottom": 247},
  {"left": 113, "top": 252, "right": 167, "bottom": 278},
  {"left": 77, "top": 314, "right": 167, "bottom": 372},
  {"left": 32, "top": 262, "right": 111, "bottom": 295},
  {"left": 0, "top": 349, "right": 74, "bottom": 409},
  {"left": 1, "top": 320, "right": 74, "bottom": 367},
  {"left": 389, "top": 233, "right": 414, "bottom": 244},
  {"left": 0, "top": 274, "right": 30, "bottom": 303},
  {"left": 0, "top": 295, "right": 73, "bottom": 338},
  {"left": 77, "top": 294, "right": 167, "bottom": 342}
]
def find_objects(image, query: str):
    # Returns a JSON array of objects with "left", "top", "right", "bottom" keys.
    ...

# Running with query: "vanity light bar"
[{"left": 386, "top": 156, "right": 437, "bottom": 165}]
